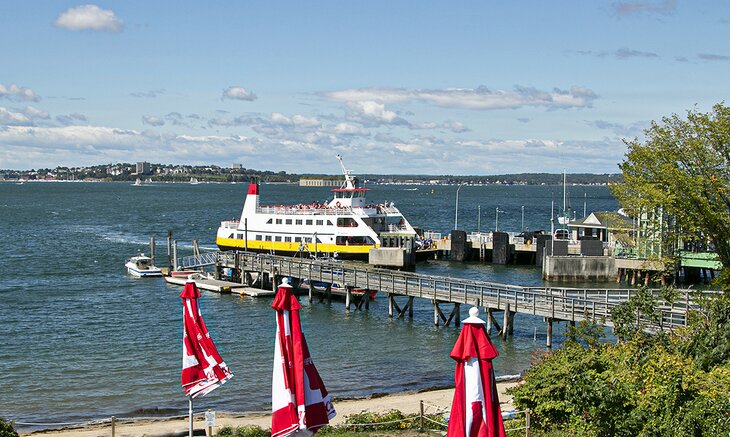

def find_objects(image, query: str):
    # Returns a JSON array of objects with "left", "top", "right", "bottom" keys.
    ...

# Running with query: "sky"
[{"left": 0, "top": 1, "right": 729, "bottom": 174}]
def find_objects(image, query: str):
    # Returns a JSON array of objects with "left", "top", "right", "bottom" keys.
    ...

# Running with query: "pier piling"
[{"left": 546, "top": 318, "right": 553, "bottom": 348}]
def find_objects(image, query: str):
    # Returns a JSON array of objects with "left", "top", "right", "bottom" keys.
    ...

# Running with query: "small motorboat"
[{"left": 125, "top": 254, "right": 162, "bottom": 277}]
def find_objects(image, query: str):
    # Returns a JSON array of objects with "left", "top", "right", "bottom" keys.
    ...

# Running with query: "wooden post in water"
[
  {"left": 111, "top": 416, "right": 116, "bottom": 437},
  {"left": 507, "top": 309, "right": 514, "bottom": 336},
  {"left": 390, "top": 295, "right": 395, "bottom": 318},
  {"left": 454, "top": 303, "right": 461, "bottom": 327},
  {"left": 433, "top": 300, "right": 439, "bottom": 326},
  {"left": 502, "top": 303, "right": 510, "bottom": 339},
  {"left": 408, "top": 296, "right": 414, "bottom": 318},
  {"left": 546, "top": 318, "right": 553, "bottom": 348},
  {"left": 486, "top": 308, "right": 492, "bottom": 333},
  {"left": 149, "top": 237, "right": 155, "bottom": 266},
  {"left": 345, "top": 287, "right": 351, "bottom": 312},
  {"left": 192, "top": 239, "right": 200, "bottom": 257},
  {"left": 167, "top": 230, "right": 173, "bottom": 271},
  {"left": 173, "top": 240, "right": 178, "bottom": 271}
]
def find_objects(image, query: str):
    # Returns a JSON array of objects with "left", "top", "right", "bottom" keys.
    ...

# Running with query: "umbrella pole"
[{"left": 188, "top": 396, "right": 193, "bottom": 437}]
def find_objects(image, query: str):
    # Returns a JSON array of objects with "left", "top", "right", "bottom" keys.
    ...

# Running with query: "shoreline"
[{"left": 21, "top": 382, "right": 520, "bottom": 437}]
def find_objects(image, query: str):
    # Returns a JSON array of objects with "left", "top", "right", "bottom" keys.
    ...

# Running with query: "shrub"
[
  {"left": 216, "top": 424, "right": 270, "bottom": 437},
  {"left": 0, "top": 418, "right": 18, "bottom": 437}
]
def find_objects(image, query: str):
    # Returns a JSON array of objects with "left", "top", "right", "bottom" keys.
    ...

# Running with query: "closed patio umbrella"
[
  {"left": 446, "top": 307, "right": 505, "bottom": 437},
  {"left": 180, "top": 280, "right": 233, "bottom": 436},
  {"left": 271, "top": 278, "right": 336, "bottom": 437}
]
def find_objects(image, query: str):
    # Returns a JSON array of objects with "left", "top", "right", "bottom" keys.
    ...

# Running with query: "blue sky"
[{"left": 1, "top": 1, "right": 728, "bottom": 174}]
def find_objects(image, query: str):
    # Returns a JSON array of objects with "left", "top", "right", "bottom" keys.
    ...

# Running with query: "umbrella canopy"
[
  {"left": 446, "top": 307, "right": 505, "bottom": 437},
  {"left": 180, "top": 281, "right": 233, "bottom": 398},
  {"left": 271, "top": 279, "right": 336, "bottom": 437}
]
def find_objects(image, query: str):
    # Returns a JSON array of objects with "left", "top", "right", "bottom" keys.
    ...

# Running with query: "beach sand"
[{"left": 22, "top": 382, "right": 519, "bottom": 437}]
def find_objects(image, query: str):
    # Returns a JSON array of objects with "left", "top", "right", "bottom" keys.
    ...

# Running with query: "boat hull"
[
  {"left": 126, "top": 266, "right": 162, "bottom": 277},
  {"left": 216, "top": 242, "right": 370, "bottom": 261}
]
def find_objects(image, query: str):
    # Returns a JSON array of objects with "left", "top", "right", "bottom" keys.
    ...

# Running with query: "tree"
[{"left": 612, "top": 103, "right": 730, "bottom": 285}]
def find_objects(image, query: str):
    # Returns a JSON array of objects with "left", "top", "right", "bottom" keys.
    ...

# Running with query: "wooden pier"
[{"left": 165, "top": 251, "right": 717, "bottom": 347}]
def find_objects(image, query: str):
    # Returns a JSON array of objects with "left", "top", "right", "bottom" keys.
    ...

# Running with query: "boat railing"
[
  {"left": 423, "top": 231, "right": 442, "bottom": 241},
  {"left": 386, "top": 223, "right": 410, "bottom": 233},
  {"left": 220, "top": 220, "right": 239, "bottom": 229},
  {"left": 257, "top": 206, "right": 351, "bottom": 216}
]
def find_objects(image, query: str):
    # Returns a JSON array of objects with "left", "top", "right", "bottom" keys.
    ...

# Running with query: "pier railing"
[{"left": 218, "top": 251, "right": 714, "bottom": 331}]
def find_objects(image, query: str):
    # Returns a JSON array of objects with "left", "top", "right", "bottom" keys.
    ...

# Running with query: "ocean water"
[{"left": 0, "top": 181, "right": 618, "bottom": 430}]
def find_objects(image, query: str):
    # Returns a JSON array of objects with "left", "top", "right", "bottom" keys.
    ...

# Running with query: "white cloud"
[
  {"left": 142, "top": 115, "right": 165, "bottom": 127},
  {"left": 348, "top": 101, "right": 399, "bottom": 123},
  {"left": 324, "top": 85, "right": 598, "bottom": 110},
  {"left": 54, "top": 5, "right": 124, "bottom": 32},
  {"left": 0, "top": 108, "right": 31, "bottom": 125},
  {"left": 56, "top": 113, "right": 87, "bottom": 126},
  {"left": 0, "top": 106, "right": 50, "bottom": 126},
  {"left": 222, "top": 86, "right": 258, "bottom": 101},
  {"left": 0, "top": 84, "right": 40, "bottom": 102},
  {"left": 130, "top": 89, "right": 165, "bottom": 98},
  {"left": 613, "top": 0, "right": 676, "bottom": 16}
]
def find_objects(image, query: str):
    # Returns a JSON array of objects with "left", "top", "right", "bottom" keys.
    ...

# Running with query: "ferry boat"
[{"left": 216, "top": 156, "right": 417, "bottom": 261}]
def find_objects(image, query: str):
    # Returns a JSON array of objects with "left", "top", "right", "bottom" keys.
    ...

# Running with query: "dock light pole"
[
  {"left": 477, "top": 205, "right": 481, "bottom": 233},
  {"left": 495, "top": 208, "right": 505, "bottom": 232},
  {"left": 521, "top": 205, "right": 525, "bottom": 231},
  {"left": 454, "top": 183, "right": 465, "bottom": 230}
]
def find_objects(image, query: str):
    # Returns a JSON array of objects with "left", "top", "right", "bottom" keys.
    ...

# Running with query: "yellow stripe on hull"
[{"left": 216, "top": 237, "right": 377, "bottom": 255}]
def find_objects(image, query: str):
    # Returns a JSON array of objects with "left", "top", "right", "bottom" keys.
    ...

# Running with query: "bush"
[
  {"left": 216, "top": 424, "right": 270, "bottom": 437},
  {"left": 510, "top": 289, "right": 730, "bottom": 436},
  {"left": 0, "top": 418, "right": 18, "bottom": 437}
]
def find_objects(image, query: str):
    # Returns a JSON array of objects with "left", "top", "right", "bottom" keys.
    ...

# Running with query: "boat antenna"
[{"left": 336, "top": 155, "right": 356, "bottom": 189}]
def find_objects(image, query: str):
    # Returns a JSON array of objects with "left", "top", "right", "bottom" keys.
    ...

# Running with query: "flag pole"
[{"left": 188, "top": 396, "right": 193, "bottom": 437}]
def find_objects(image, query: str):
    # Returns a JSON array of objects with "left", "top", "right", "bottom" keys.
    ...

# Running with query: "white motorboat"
[{"left": 125, "top": 254, "right": 162, "bottom": 277}]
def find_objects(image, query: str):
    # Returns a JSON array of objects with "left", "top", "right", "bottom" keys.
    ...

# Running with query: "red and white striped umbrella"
[
  {"left": 180, "top": 280, "right": 233, "bottom": 398},
  {"left": 271, "top": 279, "right": 336, "bottom": 437},
  {"left": 446, "top": 307, "right": 505, "bottom": 437}
]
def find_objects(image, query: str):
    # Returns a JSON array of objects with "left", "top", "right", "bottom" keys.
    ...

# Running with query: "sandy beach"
[{"left": 22, "top": 382, "right": 519, "bottom": 437}]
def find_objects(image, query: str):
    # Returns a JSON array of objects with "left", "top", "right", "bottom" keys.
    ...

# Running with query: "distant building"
[
  {"left": 299, "top": 178, "right": 341, "bottom": 187},
  {"left": 136, "top": 161, "right": 151, "bottom": 175},
  {"left": 107, "top": 165, "right": 124, "bottom": 176},
  {"left": 232, "top": 163, "right": 242, "bottom": 170}
]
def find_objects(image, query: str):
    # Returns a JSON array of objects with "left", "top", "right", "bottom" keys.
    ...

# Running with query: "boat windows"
[
  {"left": 306, "top": 219, "right": 313, "bottom": 225},
  {"left": 336, "top": 236, "right": 374, "bottom": 245},
  {"left": 295, "top": 219, "right": 303, "bottom": 225},
  {"left": 275, "top": 236, "right": 282, "bottom": 242},
  {"left": 285, "top": 219, "right": 293, "bottom": 225},
  {"left": 255, "top": 235, "right": 262, "bottom": 241},
  {"left": 266, "top": 218, "right": 273, "bottom": 224},
  {"left": 228, "top": 233, "right": 234, "bottom": 239},
  {"left": 337, "top": 217, "right": 358, "bottom": 227},
  {"left": 236, "top": 233, "right": 243, "bottom": 239},
  {"left": 285, "top": 237, "right": 292, "bottom": 242},
  {"left": 265, "top": 235, "right": 272, "bottom": 241},
  {"left": 316, "top": 220, "right": 324, "bottom": 226},
  {"left": 295, "top": 237, "right": 302, "bottom": 242},
  {"left": 327, "top": 220, "right": 333, "bottom": 226},
  {"left": 276, "top": 219, "right": 283, "bottom": 224}
]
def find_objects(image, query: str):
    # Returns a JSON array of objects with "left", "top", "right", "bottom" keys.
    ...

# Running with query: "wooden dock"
[
  {"left": 173, "top": 250, "right": 716, "bottom": 347},
  {"left": 164, "top": 274, "right": 248, "bottom": 294}
]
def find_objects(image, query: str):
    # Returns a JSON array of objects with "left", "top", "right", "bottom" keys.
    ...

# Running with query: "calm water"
[{"left": 0, "top": 181, "right": 618, "bottom": 429}]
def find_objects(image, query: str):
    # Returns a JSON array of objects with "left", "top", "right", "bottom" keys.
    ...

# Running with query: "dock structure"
[{"left": 190, "top": 251, "right": 716, "bottom": 347}]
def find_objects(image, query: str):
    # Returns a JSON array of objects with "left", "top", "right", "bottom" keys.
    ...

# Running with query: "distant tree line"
[{"left": 2, "top": 163, "right": 620, "bottom": 186}]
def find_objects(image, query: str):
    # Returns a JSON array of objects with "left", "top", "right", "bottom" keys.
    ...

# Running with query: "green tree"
[{"left": 611, "top": 103, "right": 730, "bottom": 284}]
